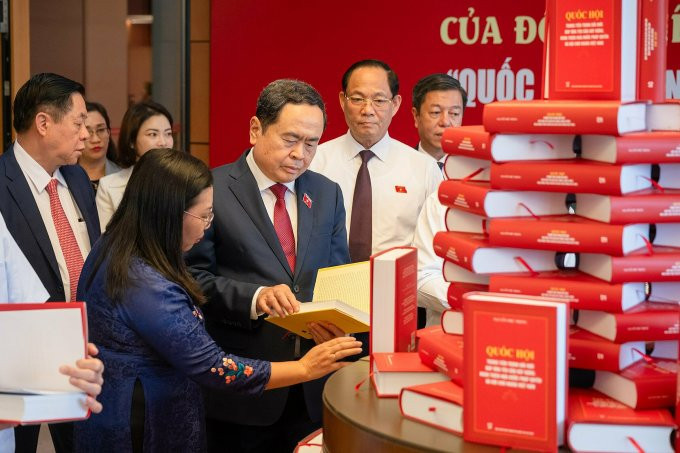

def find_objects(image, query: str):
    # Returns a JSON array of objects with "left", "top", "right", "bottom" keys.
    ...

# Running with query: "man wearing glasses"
[{"left": 310, "top": 59, "right": 442, "bottom": 265}]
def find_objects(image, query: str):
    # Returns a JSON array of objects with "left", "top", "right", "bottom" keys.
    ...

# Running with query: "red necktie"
[
  {"left": 270, "top": 184, "right": 296, "bottom": 273},
  {"left": 348, "top": 150, "right": 374, "bottom": 262},
  {"left": 46, "top": 179, "right": 84, "bottom": 301}
]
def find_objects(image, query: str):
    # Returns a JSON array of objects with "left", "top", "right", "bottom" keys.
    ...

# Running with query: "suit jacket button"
[{"left": 293, "top": 285, "right": 300, "bottom": 293}]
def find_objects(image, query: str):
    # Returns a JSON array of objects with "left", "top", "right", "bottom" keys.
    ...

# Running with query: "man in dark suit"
[
  {"left": 0, "top": 73, "right": 101, "bottom": 453},
  {"left": 186, "top": 79, "right": 350, "bottom": 453}
]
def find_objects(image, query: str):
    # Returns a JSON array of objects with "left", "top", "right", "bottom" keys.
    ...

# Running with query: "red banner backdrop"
[{"left": 210, "top": 1, "right": 680, "bottom": 168}]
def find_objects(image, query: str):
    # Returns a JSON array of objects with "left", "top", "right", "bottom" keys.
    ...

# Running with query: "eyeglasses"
[
  {"left": 86, "top": 126, "right": 110, "bottom": 139},
  {"left": 184, "top": 209, "right": 214, "bottom": 229},
  {"left": 344, "top": 95, "right": 394, "bottom": 110}
]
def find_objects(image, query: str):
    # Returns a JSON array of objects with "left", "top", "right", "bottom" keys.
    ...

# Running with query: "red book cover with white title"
[
  {"left": 463, "top": 292, "right": 568, "bottom": 451},
  {"left": 567, "top": 388, "right": 675, "bottom": 453},
  {"left": 577, "top": 302, "right": 680, "bottom": 343},
  {"left": 489, "top": 271, "right": 646, "bottom": 313},
  {"left": 417, "top": 327, "right": 464, "bottom": 385},
  {"left": 575, "top": 190, "right": 680, "bottom": 224},
  {"left": 370, "top": 247, "right": 418, "bottom": 355},
  {"left": 569, "top": 326, "right": 646, "bottom": 372},
  {"left": 581, "top": 132, "right": 680, "bottom": 164},
  {"left": 637, "top": 0, "right": 667, "bottom": 102},
  {"left": 487, "top": 215, "right": 649, "bottom": 256},
  {"left": 579, "top": 246, "right": 680, "bottom": 282},
  {"left": 399, "top": 380, "right": 464, "bottom": 435},
  {"left": 594, "top": 359, "right": 678, "bottom": 409},
  {"left": 489, "top": 160, "right": 651, "bottom": 195},
  {"left": 440, "top": 125, "right": 575, "bottom": 162},
  {"left": 483, "top": 100, "right": 646, "bottom": 135}
]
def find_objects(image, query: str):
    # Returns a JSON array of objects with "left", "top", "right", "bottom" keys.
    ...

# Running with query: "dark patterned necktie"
[{"left": 348, "top": 150, "right": 374, "bottom": 262}]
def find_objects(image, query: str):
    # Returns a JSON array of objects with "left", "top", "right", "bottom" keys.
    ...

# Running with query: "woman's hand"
[{"left": 298, "top": 336, "right": 362, "bottom": 381}]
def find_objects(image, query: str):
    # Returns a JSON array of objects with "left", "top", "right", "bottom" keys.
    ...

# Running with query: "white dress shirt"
[
  {"left": 246, "top": 150, "right": 297, "bottom": 319},
  {"left": 412, "top": 191, "right": 449, "bottom": 326},
  {"left": 13, "top": 141, "right": 91, "bottom": 301},
  {"left": 417, "top": 142, "right": 446, "bottom": 168},
  {"left": 310, "top": 131, "right": 442, "bottom": 254},
  {"left": 96, "top": 166, "right": 133, "bottom": 232},
  {"left": 0, "top": 212, "right": 49, "bottom": 453}
]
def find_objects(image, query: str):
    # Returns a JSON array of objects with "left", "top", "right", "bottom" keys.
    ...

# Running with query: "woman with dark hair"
[
  {"left": 80, "top": 101, "right": 121, "bottom": 192},
  {"left": 95, "top": 100, "right": 174, "bottom": 231},
  {"left": 75, "top": 149, "right": 361, "bottom": 452}
]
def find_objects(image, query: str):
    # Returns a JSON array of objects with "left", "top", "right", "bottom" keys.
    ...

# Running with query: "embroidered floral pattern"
[
  {"left": 210, "top": 357, "right": 254, "bottom": 384},
  {"left": 191, "top": 305, "right": 204, "bottom": 321}
]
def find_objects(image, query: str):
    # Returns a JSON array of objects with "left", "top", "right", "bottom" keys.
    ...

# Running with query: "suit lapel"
[
  {"left": 294, "top": 175, "right": 313, "bottom": 278},
  {"left": 228, "top": 153, "right": 293, "bottom": 278},
  {"left": 61, "top": 166, "right": 100, "bottom": 245},
  {"left": 3, "top": 146, "right": 60, "bottom": 279}
]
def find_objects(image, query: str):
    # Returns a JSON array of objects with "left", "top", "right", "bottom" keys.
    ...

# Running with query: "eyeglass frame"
[
  {"left": 183, "top": 209, "right": 214, "bottom": 229},
  {"left": 343, "top": 94, "right": 395, "bottom": 110},
  {"left": 86, "top": 126, "right": 111, "bottom": 140}
]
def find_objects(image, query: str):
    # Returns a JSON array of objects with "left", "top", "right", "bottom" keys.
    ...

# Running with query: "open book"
[
  {"left": 0, "top": 303, "right": 90, "bottom": 424},
  {"left": 265, "top": 261, "right": 370, "bottom": 338}
]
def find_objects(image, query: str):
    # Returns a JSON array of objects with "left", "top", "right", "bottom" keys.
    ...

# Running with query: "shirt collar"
[
  {"left": 246, "top": 148, "right": 296, "bottom": 194},
  {"left": 343, "top": 130, "right": 391, "bottom": 162},
  {"left": 417, "top": 142, "right": 446, "bottom": 163},
  {"left": 13, "top": 140, "right": 67, "bottom": 193}
]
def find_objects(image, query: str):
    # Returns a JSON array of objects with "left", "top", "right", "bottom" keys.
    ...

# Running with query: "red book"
[
  {"left": 433, "top": 231, "right": 559, "bottom": 275},
  {"left": 489, "top": 271, "right": 646, "bottom": 312},
  {"left": 447, "top": 282, "right": 488, "bottom": 310},
  {"left": 490, "top": 160, "right": 652, "bottom": 195},
  {"left": 579, "top": 246, "right": 680, "bottom": 282},
  {"left": 575, "top": 190, "right": 680, "bottom": 224},
  {"left": 648, "top": 102, "right": 680, "bottom": 131},
  {"left": 444, "top": 208, "right": 486, "bottom": 234},
  {"left": 441, "top": 125, "right": 575, "bottom": 161},
  {"left": 487, "top": 215, "right": 649, "bottom": 256},
  {"left": 417, "top": 327, "right": 464, "bottom": 385},
  {"left": 440, "top": 309, "right": 463, "bottom": 335},
  {"left": 399, "top": 380, "right": 464, "bottom": 435},
  {"left": 581, "top": 132, "right": 680, "bottom": 164},
  {"left": 577, "top": 302, "right": 680, "bottom": 342},
  {"left": 569, "top": 326, "right": 646, "bottom": 371},
  {"left": 443, "top": 154, "right": 490, "bottom": 181},
  {"left": 483, "top": 100, "right": 646, "bottom": 135},
  {"left": 463, "top": 292, "right": 568, "bottom": 451},
  {"left": 638, "top": 0, "right": 668, "bottom": 102},
  {"left": 659, "top": 163, "right": 680, "bottom": 189},
  {"left": 593, "top": 359, "right": 678, "bottom": 409},
  {"left": 371, "top": 352, "right": 448, "bottom": 398},
  {"left": 438, "top": 180, "right": 569, "bottom": 218},
  {"left": 442, "top": 261, "right": 490, "bottom": 285},
  {"left": 370, "top": 247, "right": 418, "bottom": 355},
  {"left": 567, "top": 388, "right": 676, "bottom": 453},
  {"left": 542, "top": 0, "right": 639, "bottom": 102}
]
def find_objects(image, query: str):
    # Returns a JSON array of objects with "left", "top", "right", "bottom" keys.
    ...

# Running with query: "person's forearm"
[{"left": 266, "top": 361, "right": 309, "bottom": 390}]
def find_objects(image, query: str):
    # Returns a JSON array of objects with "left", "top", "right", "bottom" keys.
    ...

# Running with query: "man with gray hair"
[{"left": 186, "top": 79, "right": 349, "bottom": 452}]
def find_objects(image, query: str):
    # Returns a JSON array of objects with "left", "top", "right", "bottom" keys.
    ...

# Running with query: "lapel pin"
[
  {"left": 395, "top": 185, "right": 407, "bottom": 193},
  {"left": 303, "top": 193, "right": 312, "bottom": 208}
]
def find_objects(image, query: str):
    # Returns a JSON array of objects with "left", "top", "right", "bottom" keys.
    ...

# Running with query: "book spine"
[
  {"left": 637, "top": 0, "right": 668, "bottom": 102},
  {"left": 611, "top": 135, "right": 680, "bottom": 164},
  {"left": 441, "top": 127, "right": 492, "bottom": 160},
  {"left": 609, "top": 255, "right": 680, "bottom": 282},
  {"left": 394, "top": 251, "right": 418, "bottom": 353},
  {"left": 433, "top": 232, "right": 482, "bottom": 273},
  {"left": 609, "top": 194, "right": 680, "bottom": 224},
  {"left": 569, "top": 337, "right": 623, "bottom": 371},
  {"left": 614, "top": 310, "right": 679, "bottom": 342},
  {"left": 418, "top": 334, "right": 464, "bottom": 385},
  {"left": 438, "top": 180, "right": 490, "bottom": 216},
  {"left": 447, "top": 282, "right": 488, "bottom": 310}
]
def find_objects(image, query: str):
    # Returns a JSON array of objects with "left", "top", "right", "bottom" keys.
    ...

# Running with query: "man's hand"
[
  {"left": 307, "top": 321, "right": 346, "bottom": 345},
  {"left": 59, "top": 343, "right": 104, "bottom": 414},
  {"left": 256, "top": 284, "right": 300, "bottom": 318}
]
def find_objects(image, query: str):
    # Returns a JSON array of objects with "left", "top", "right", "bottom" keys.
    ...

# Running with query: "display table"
[{"left": 322, "top": 358, "right": 497, "bottom": 453}]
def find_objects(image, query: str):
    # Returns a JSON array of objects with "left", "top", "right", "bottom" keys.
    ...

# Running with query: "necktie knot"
[
  {"left": 270, "top": 183, "right": 287, "bottom": 200},
  {"left": 359, "top": 150, "right": 374, "bottom": 164},
  {"left": 46, "top": 178, "right": 59, "bottom": 196}
]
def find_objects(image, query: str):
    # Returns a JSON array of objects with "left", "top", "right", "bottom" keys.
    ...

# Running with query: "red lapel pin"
[
  {"left": 395, "top": 185, "right": 407, "bottom": 193},
  {"left": 303, "top": 193, "right": 312, "bottom": 208}
]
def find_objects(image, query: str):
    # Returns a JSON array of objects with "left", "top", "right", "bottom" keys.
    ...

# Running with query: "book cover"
[
  {"left": 575, "top": 190, "right": 680, "bottom": 224},
  {"left": 569, "top": 326, "right": 646, "bottom": 371},
  {"left": 579, "top": 246, "right": 680, "bottom": 282},
  {"left": 399, "top": 380, "right": 464, "bottom": 435},
  {"left": 0, "top": 303, "right": 90, "bottom": 424},
  {"left": 433, "top": 231, "right": 559, "bottom": 275},
  {"left": 543, "top": 0, "right": 638, "bottom": 102},
  {"left": 567, "top": 388, "right": 675, "bottom": 453},
  {"left": 440, "top": 125, "right": 575, "bottom": 162},
  {"left": 447, "top": 282, "right": 488, "bottom": 310},
  {"left": 482, "top": 100, "right": 646, "bottom": 135},
  {"left": 265, "top": 300, "right": 369, "bottom": 339},
  {"left": 438, "top": 180, "right": 569, "bottom": 218},
  {"left": 577, "top": 302, "right": 680, "bottom": 342},
  {"left": 371, "top": 352, "right": 448, "bottom": 398},
  {"left": 463, "top": 292, "right": 568, "bottom": 451},
  {"left": 370, "top": 247, "right": 418, "bottom": 354},
  {"left": 489, "top": 271, "right": 646, "bottom": 313},
  {"left": 593, "top": 359, "right": 678, "bottom": 409},
  {"left": 580, "top": 132, "right": 680, "bottom": 164},
  {"left": 489, "top": 160, "right": 652, "bottom": 195},
  {"left": 417, "top": 327, "right": 464, "bottom": 385},
  {"left": 487, "top": 215, "right": 649, "bottom": 256}
]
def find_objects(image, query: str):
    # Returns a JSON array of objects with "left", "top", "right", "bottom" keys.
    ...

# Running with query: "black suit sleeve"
[{"left": 329, "top": 183, "right": 350, "bottom": 266}]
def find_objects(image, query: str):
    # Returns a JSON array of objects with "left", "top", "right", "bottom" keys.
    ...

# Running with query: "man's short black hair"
[
  {"left": 13, "top": 73, "right": 85, "bottom": 133},
  {"left": 256, "top": 79, "right": 327, "bottom": 132},
  {"left": 412, "top": 73, "right": 467, "bottom": 113},
  {"left": 341, "top": 59, "right": 399, "bottom": 97}
]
